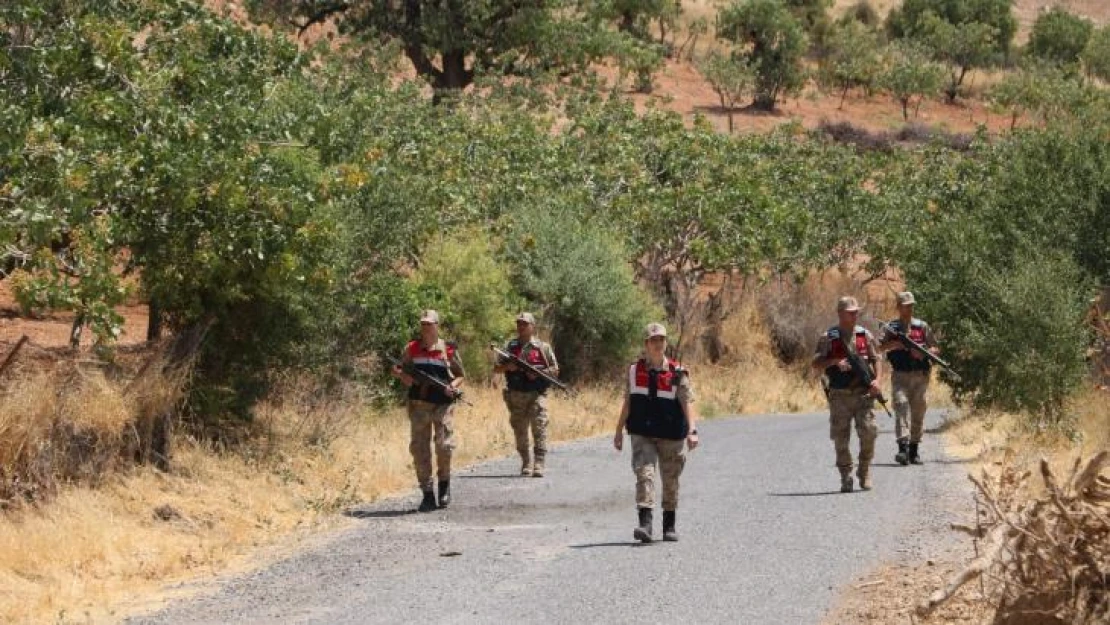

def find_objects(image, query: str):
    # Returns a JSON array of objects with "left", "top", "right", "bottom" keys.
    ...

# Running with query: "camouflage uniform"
[
  {"left": 402, "top": 338, "right": 465, "bottom": 492},
  {"left": 499, "top": 337, "right": 558, "bottom": 475},
  {"left": 815, "top": 325, "right": 880, "bottom": 487},
  {"left": 881, "top": 318, "right": 937, "bottom": 445},
  {"left": 627, "top": 361, "right": 695, "bottom": 511}
]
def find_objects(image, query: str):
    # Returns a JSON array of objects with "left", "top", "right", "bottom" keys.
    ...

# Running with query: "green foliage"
[
  {"left": 249, "top": 0, "right": 660, "bottom": 99},
  {"left": 414, "top": 230, "right": 520, "bottom": 382},
  {"left": 837, "top": 0, "right": 881, "bottom": 28},
  {"left": 500, "top": 203, "right": 661, "bottom": 380},
  {"left": 919, "top": 248, "right": 1089, "bottom": 422},
  {"left": 879, "top": 41, "right": 945, "bottom": 120},
  {"left": 1082, "top": 25, "right": 1110, "bottom": 82},
  {"left": 819, "top": 19, "right": 883, "bottom": 107},
  {"left": 717, "top": 0, "right": 809, "bottom": 110},
  {"left": 697, "top": 50, "right": 754, "bottom": 132},
  {"left": 885, "top": 0, "right": 1015, "bottom": 102},
  {"left": 783, "top": 0, "right": 834, "bottom": 56},
  {"left": 885, "top": 0, "right": 1017, "bottom": 55},
  {"left": 1027, "top": 7, "right": 1093, "bottom": 69},
  {"left": 988, "top": 63, "right": 1053, "bottom": 129},
  {"left": 918, "top": 12, "right": 1001, "bottom": 102}
]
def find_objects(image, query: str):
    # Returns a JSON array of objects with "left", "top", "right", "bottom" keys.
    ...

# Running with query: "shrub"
[
  {"left": 1027, "top": 6, "right": 1093, "bottom": 69},
  {"left": 414, "top": 229, "right": 520, "bottom": 382},
  {"left": 500, "top": 204, "right": 661, "bottom": 380}
]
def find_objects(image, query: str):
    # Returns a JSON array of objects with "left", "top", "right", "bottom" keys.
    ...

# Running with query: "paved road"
[{"left": 131, "top": 411, "right": 972, "bottom": 625}]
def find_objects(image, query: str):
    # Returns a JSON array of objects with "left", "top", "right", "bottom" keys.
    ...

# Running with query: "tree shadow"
[
  {"left": 767, "top": 490, "right": 852, "bottom": 497},
  {"left": 692, "top": 103, "right": 785, "bottom": 118},
  {"left": 343, "top": 508, "right": 418, "bottom": 519}
]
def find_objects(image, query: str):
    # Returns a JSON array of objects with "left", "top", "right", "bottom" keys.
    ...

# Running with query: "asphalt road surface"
[{"left": 131, "top": 411, "right": 972, "bottom": 625}]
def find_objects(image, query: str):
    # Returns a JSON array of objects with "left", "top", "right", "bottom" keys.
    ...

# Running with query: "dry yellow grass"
[{"left": 943, "top": 387, "right": 1110, "bottom": 500}]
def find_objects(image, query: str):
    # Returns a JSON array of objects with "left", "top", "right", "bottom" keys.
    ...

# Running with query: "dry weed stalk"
[{"left": 919, "top": 452, "right": 1110, "bottom": 624}]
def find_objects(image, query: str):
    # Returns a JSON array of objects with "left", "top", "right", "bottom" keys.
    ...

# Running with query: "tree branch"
[{"left": 294, "top": 1, "right": 351, "bottom": 37}]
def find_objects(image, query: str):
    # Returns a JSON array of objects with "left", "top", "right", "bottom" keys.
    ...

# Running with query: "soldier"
[
  {"left": 879, "top": 291, "right": 940, "bottom": 466},
  {"left": 811, "top": 296, "right": 883, "bottom": 493},
  {"left": 391, "top": 310, "right": 465, "bottom": 512},
  {"left": 613, "top": 322, "right": 699, "bottom": 543},
  {"left": 493, "top": 312, "right": 560, "bottom": 477}
]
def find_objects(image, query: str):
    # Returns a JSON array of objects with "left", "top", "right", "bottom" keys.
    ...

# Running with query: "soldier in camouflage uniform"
[
  {"left": 879, "top": 291, "right": 940, "bottom": 466},
  {"left": 493, "top": 312, "right": 560, "bottom": 477},
  {"left": 812, "top": 296, "right": 884, "bottom": 493},
  {"left": 613, "top": 323, "right": 699, "bottom": 543},
  {"left": 391, "top": 310, "right": 465, "bottom": 512}
]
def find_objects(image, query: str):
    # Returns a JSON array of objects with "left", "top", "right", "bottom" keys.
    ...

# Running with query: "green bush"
[
  {"left": 1083, "top": 26, "right": 1110, "bottom": 82},
  {"left": 414, "top": 229, "right": 520, "bottom": 382},
  {"left": 1027, "top": 6, "right": 1093, "bottom": 69},
  {"left": 717, "top": 0, "right": 809, "bottom": 111},
  {"left": 912, "top": 249, "right": 1090, "bottom": 422},
  {"left": 500, "top": 204, "right": 661, "bottom": 380}
]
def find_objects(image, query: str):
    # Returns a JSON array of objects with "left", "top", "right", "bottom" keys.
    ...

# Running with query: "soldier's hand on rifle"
[
  {"left": 867, "top": 380, "right": 882, "bottom": 397},
  {"left": 834, "top": 358, "right": 852, "bottom": 372},
  {"left": 391, "top": 365, "right": 415, "bottom": 387}
]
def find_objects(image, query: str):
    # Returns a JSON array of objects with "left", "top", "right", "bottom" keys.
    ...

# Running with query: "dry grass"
[{"left": 0, "top": 377, "right": 633, "bottom": 624}]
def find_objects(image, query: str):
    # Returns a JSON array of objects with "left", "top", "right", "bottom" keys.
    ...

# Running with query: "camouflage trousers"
[
  {"left": 828, "top": 389, "right": 877, "bottom": 476},
  {"left": 630, "top": 435, "right": 686, "bottom": 511},
  {"left": 503, "top": 389, "right": 548, "bottom": 466},
  {"left": 892, "top": 370, "right": 930, "bottom": 443},
  {"left": 408, "top": 400, "right": 456, "bottom": 491}
]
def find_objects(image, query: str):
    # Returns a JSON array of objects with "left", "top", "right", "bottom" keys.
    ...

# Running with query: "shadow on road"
[
  {"left": 767, "top": 490, "right": 850, "bottom": 497},
  {"left": 343, "top": 508, "right": 417, "bottom": 519},
  {"left": 457, "top": 474, "right": 524, "bottom": 480},
  {"left": 569, "top": 542, "right": 649, "bottom": 549}
]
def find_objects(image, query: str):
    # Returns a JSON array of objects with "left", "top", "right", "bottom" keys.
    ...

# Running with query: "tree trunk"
[
  {"left": 432, "top": 49, "right": 471, "bottom": 104},
  {"left": 900, "top": 97, "right": 910, "bottom": 121},
  {"left": 945, "top": 65, "right": 969, "bottom": 104},
  {"left": 69, "top": 315, "right": 84, "bottom": 349},
  {"left": 752, "top": 92, "right": 776, "bottom": 111},
  {"left": 619, "top": 11, "right": 635, "bottom": 33},
  {"left": 147, "top": 298, "right": 162, "bottom": 341}
]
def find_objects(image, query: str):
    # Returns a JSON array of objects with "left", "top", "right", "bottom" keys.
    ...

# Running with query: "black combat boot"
[
  {"left": 662, "top": 511, "right": 678, "bottom": 542},
  {"left": 633, "top": 508, "right": 653, "bottom": 543},
  {"left": 418, "top": 489, "right": 437, "bottom": 513},
  {"left": 437, "top": 480, "right": 451, "bottom": 508},
  {"left": 895, "top": 438, "right": 909, "bottom": 466},
  {"left": 909, "top": 442, "right": 923, "bottom": 465},
  {"left": 840, "top": 471, "right": 854, "bottom": 493}
]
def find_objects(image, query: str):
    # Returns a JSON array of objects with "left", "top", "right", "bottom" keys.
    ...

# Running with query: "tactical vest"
[
  {"left": 886, "top": 318, "right": 931, "bottom": 372},
  {"left": 824, "top": 326, "right": 875, "bottom": 390},
  {"left": 504, "top": 339, "right": 551, "bottom": 393},
  {"left": 405, "top": 339, "right": 456, "bottom": 405},
  {"left": 626, "top": 358, "right": 688, "bottom": 440}
]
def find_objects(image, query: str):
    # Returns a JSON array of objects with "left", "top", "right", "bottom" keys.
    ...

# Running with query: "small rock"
[{"left": 153, "top": 504, "right": 183, "bottom": 522}]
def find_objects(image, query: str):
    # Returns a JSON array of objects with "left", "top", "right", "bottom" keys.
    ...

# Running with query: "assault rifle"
[
  {"left": 840, "top": 340, "right": 894, "bottom": 418},
  {"left": 489, "top": 343, "right": 572, "bottom": 394},
  {"left": 878, "top": 320, "right": 961, "bottom": 381},
  {"left": 386, "top": 355, "right": 471, "bottom": 406}
]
